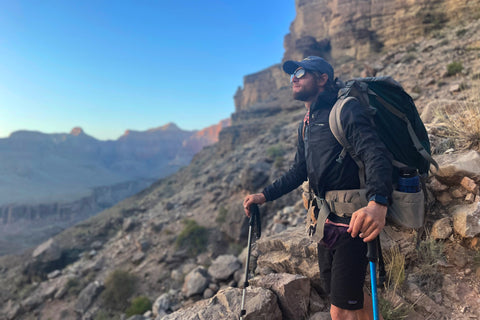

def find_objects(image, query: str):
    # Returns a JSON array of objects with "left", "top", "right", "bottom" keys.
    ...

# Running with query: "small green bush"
[
  {"left": 175, "top": 219, "right": 208, "bottom": 255},
  {"left": 125, "top": 296, "right": 152, "bottom": 317},
  {"left": 216, "top": 206, "right": 228, "bottom": 224},
  {"left": 274, "top": 156, "right": 284, "bottom": 168},
  {"left": 266, "top": 144, "right": 285, "bottom": 158},
  {"left": 101, "top": 270, "right": 136, "bottom": 311},
  {"left": 456, "top": 28, "right": 467, "bottom": 37},
  {"left": 446, "top": 61, "right": 463, "bottom": 76}
]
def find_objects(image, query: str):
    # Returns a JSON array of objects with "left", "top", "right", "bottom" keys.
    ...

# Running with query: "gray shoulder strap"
[{"left": 329, "top": 97, "right": 366, "bottom": 188}]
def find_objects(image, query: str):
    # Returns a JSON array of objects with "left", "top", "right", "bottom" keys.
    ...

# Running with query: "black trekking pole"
[
  {"left": 367, "top": 238, "right": 380, "bottom": 320},
  {"left": 239, "top": 203, "right": 261, "bottom": 320}
]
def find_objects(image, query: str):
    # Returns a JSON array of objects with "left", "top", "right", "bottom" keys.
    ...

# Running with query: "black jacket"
[{"left": 262, "top": 89, "right": 392, "bottom": 208}]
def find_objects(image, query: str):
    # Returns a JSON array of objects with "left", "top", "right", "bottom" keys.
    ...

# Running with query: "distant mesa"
[{"left": 70, "top": 127, "right": 85, "bottom": 136}]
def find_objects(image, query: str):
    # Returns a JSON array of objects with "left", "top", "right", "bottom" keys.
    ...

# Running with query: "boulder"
[
  {"left": 208, "top": 255, "right": 241, "bottom": 281},
  {"left": 182, "top": 266, "right": 210, "bottom": 298},
  {"left": 162, "top": 287, "right": 281, "bottom": 320},
  {"left": 255, "top": 227, "right": 320, "bottom": 285},
  {"left": 152, "top": 291, "right": 177, "bottom": 316},
  {"left": 434, "top": 151, "right": 480, "bottom": 185},
  {"left": 453, "top": 202, "right": 480, "bottom": 238},
  {"left": 431, "top": 217, "right": 453, "bottom": 240},
  {"left": 74, "top": 281, "right": 104, "bottom": 314},
  {"left": 460, "top": 176, "right": 479, "bottom": 194},
  {"left": 251, "top": 273, "right": 311, "bottom": 320}
]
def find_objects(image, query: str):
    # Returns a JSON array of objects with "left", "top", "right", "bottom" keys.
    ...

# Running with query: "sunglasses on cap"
[{"left": 290, "top": 68, "right": 306, "bottom": 83}]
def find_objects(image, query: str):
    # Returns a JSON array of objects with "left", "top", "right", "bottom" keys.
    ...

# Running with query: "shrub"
[
  {"left": 175, "top": 219, "right": 208, "bottom": 255},
  {"left": 274, "top": 156, "right": 284, "bottom": 168},
  {"left": 216, "top": 206, "right": 228, "bottom": 224},
  {"left": 125, "top": 296, "right": 152, "bottom": 317},
  {"left": 101, "top": 270, "right": 136, "bottom": 311},
  {"left": 415, "top": 238, "right": 444, "bottom": 294},
  {"left": 383, "top": 246, "right": 405, "bottom": 295},
  {"left": 379, "top": 296, "right": 411, "bottom": 320},
  {"left": 456, "top": 28, "right": 467, "bottom": 37},
  {"left": 433, "top": 83, "right": 480, "bottom": 150},
  {"left": 266, "top": 144, "right": 285, "bottom": 158},
  {"left": 446, "top": 61, "right": 463, "bottom": 76}
]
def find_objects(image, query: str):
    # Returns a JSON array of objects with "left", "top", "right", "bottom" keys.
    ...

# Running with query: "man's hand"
[
  {"left": 243, "top": 193, "right": 266, "bottom": 217},
  {"left": 347, "top": 201, "right": 387, "bottom": 242}
]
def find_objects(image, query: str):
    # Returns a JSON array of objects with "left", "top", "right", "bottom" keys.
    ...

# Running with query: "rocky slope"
[{"left": 1, "top": 1, "right": 480, "bottom": 319}]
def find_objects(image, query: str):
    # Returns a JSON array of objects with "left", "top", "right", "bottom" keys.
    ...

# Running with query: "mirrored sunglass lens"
[
  {"left": 290, "top": 68, "right": 305, "bottom": 82},
  {"left": 295, "top": 68, "right": 305, "bottom": 78}
]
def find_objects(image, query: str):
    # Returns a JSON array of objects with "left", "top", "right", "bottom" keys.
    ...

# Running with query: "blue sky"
[{"left": 0, "top": 1, "right": 295, "bottom": 140}]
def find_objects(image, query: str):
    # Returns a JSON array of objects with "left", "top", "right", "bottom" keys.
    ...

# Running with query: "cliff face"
[
  {"left": 233, "top": 0, "right": 480, "bottom": 120},
  {"left": 284, "top": 0, "right": 480, "bottom": 62}
]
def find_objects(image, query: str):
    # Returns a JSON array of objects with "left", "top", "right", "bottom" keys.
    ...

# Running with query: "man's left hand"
[{"left": 347, "top": 201, "right": 387, "bottom": 242}]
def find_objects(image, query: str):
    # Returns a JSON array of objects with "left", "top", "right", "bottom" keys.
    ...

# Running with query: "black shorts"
[{"left": 317, "top": 224, "right": 368, "bottom": 310}]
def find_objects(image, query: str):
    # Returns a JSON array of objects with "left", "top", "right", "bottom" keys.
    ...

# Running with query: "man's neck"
[{"left": 304, "top": 92, "right": 322, "bottom": 111}]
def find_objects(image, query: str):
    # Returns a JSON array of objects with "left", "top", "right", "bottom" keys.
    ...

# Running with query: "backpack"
[{"left": 328, "top": 76, "right": 438, "bottom": 228}]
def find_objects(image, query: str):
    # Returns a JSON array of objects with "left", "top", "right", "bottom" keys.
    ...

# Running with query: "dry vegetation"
[{"left": 432, "top": 81, "right": 480, "bottom": 150}]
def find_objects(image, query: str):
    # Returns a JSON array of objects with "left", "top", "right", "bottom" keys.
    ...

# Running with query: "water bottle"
[{"left": 397, "top": 167, "right": 420, "bottom": 193}]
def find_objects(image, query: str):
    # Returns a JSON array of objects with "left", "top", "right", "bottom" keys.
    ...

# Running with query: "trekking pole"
[
  {"left": 240, "top": 204, "right": 261, "bottom": 320},
  {"left": 367, "top": 238, "right": 380, "bottom": 320}
]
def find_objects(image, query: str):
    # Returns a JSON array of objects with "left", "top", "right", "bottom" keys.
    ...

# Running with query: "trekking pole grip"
[
  {"left": 366, "top": 238, "right": 378, "bottom": 262},
  {"left": 249, "top": 204, "right": 261, "bottom": 238}
]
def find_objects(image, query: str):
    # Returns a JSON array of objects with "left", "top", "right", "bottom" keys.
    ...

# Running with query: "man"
[{"left": 243, "top": 56, "right": 392, "bottom": 320}]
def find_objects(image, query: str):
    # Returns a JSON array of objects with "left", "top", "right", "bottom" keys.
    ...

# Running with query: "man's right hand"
[{"left": 243, "top": 193, "right": 266, "bottom": 217}]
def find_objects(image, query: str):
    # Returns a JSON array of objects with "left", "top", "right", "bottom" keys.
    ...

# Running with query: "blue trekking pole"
[{"left": 367, "top": 238, "right": 380, "bottom": 320}]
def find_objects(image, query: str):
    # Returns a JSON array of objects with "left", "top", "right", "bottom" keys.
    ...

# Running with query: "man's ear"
[{"left": 316, "top": 73, "right": 328, "bottom": 87}]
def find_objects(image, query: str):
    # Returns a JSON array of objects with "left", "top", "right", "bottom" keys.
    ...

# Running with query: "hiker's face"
[{"left": 291, "top": 68, "right": 325, "bottom": 101}]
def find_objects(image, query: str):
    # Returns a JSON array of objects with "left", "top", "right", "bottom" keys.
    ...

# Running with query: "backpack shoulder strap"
[{"left": 329, "top": 96, "right": 366, "bottom": 188}]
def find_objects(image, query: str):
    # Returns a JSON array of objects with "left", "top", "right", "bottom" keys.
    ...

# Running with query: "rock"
[
  {"left": 132, "top": 251, "right": 145, "bottom": 264},
  {"left": 182, "top": 266, "right": 210, "bottom": 298},
  {"left": 460, "top": 176, "right": 479, "bottom": 193},
  {"left": 47, "top": 270, "right": 61, "bottom": 279},
  {"left": 74, "top": 281, "right": 104, "bottom": 314},
  {"left": 437, "top": 192, "right": 453, "bottom": 206},
  {"left": 163, "top": 287, "right": 281, "bottom": 320},
  {"left": 434, "top": 151, "right": 480, "bottom": 185},
  {"left": 465, "top": 193, "right": 476, "bottom": 203},
  {"left": 123, "top": 218, "right": 138, "bottom": 232},
  {"left": 3, "top": 300, "right": 21, "bottom": 320},
  {"left": 428, "top": 177, "right": 449, "bottom": 192},
  {"left": 203, "top": 288, "right": 215, "bottom": 299},
  {"left": 453, "top": 203, "right": 480, "bottom": 238},
  {"left": 255, "top": 227, "right": 319, "bottom": 285},
  {"left": 271, "top": 223, "right": 287, "bottom": 233},
  {"left": 135, "top": 238, "right": 151, "bottom": 252},
  {"left": 152, "top": 292, "right": 176, "bottom": 316},
  {"left": 450, "top": 188, "right": 466, "bottom": 198},
  {"left": 252, "top": 273, "right": 310, "bottom": 319},
  {"left": 431, "top": 218, "right": 453, "bottom": 240},
  {"left": 309, "top": 312, "right": 331, "bottom": 320},
  {"left": 32, "top": 237, "right": 62, "bottom": 261},
  {"left": 208, "top": 255, "right": 241, "bottom": 281}
]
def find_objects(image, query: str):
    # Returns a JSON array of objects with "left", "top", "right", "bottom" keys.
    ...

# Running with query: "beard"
[{"left": 292, "top": 86, "right": 319, "bottom": 101}]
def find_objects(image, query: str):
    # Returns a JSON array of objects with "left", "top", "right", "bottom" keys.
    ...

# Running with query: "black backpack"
[{"left": 329, "top": 76, "right": 438, "bottom": 187}]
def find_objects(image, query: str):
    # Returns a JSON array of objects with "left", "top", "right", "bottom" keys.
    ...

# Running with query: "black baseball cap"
[{"left": 283, "top": 56, "right": 334, "bottom": 81}]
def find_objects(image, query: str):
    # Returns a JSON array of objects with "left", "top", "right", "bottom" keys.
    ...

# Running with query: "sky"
[{"left": 0, "top": 0, "right": 295, "bottom": 140}]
